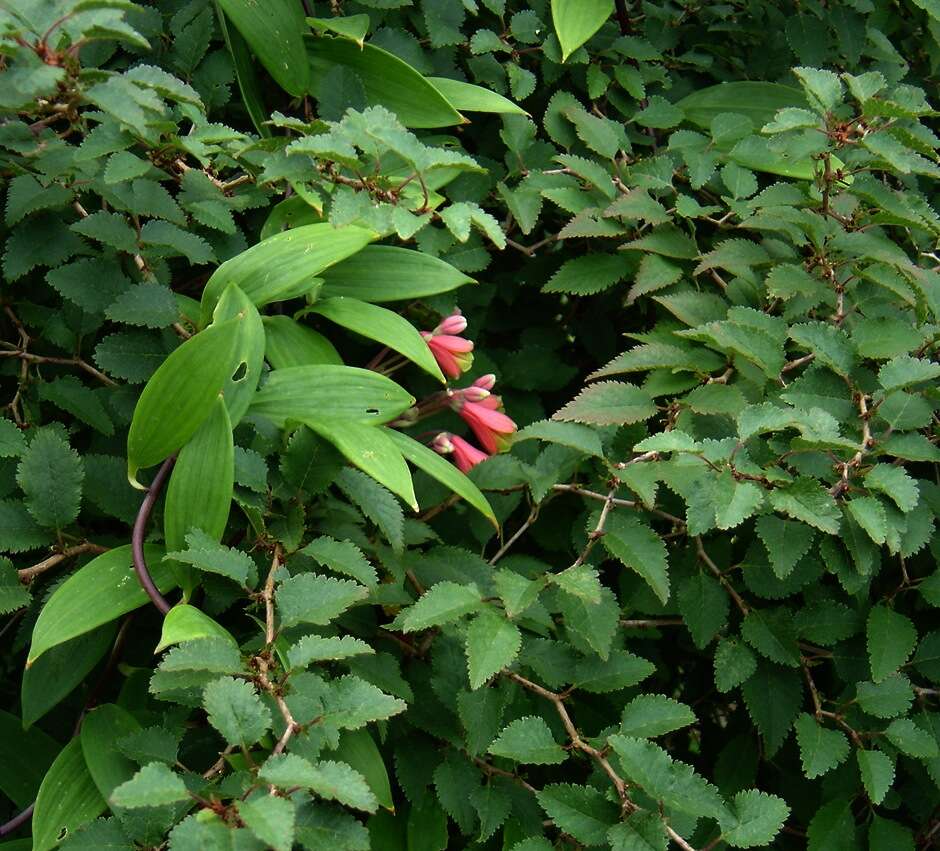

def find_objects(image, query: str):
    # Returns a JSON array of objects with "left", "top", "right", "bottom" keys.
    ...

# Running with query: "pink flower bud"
[
  {"left": 435, "top": 311, "right": 468, "bottom": 336},
  {"left": 473, "top": 373, "right": 496, "bottom": 391},
  {"left": 432, "top": 432, "right": 454, "bottom": 454},
  {"left": 461, "top": 385, "right": 490, "bottom": 403}
]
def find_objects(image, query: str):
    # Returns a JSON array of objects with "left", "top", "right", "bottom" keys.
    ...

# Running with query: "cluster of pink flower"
[{"left": 422, "top": 312, "right": 517, "bottom": 473}]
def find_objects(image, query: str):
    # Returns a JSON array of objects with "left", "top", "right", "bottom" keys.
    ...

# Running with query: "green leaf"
[
  {"left": 618, "top": 694, "right": 695, "bottom": 738},
  {"left": 551, "top": 0, "right": 614, "bottom": 60},
  {"left": 335, "top": 467, "right": 404, "bottom": 553},
  {"left": 856, "top": 673, "right": 914, "bottom": 718},
  {"left": 768, "top": 477, "right": 841, "bottom": 534},
  {"left": 543, "top": 254, "right": 630, "bottom": 296},
  {"left": 166, "top": 529, "right": 254, "bottom": 586},
  {"left": 305, "top": 420, "right": 417, "bottom": 511},
  {"left": 263, "top": 316, "right": 342, "bottom": 369},
  {"left": 0, "top": 418, "right": 26, "bottom": 457},
  {"left": 742, "top": 609, "right": 800, "bottom": 667},
  {"left": 321, "top": 674, "right": 406, "bottom": 730},
  {"left": 23, "top": 625, "right": 115, "bottom": 727},
  {"left": 203, "top": 676, "right": 272, "bottom": 746},
  {"left": 397, "top": 581, "right": 483, "bottom": 632},
  {"left": 319, "top": 246, "right": 474, "bottom": 302},
  {"left": 794, "top": 713, "right": 850, "bottom": 778},
  {"left": 793, "top": 67, "right": 844, "bottom": 113},
  {"left": 789, "top": 321, "right": 856, "bottom": 377},
  {"left": 607, "top": 813, "right": 667, "bottom": 851},
  {"left": 741, "top": 662, "right": 802, "bottom": 755},
  {"left": 155, "top": 604, "right": 236, "bottom": 653},
  {"left": 869, "top": 816, "right": 915, "bottom": 851},
  {"left": 536, "top": 783, "right": 619, "bottom": 846},
  {"left": 302, "top": 536, "right": 377, "bottom": 587},
  {"left": 200, "top": 223, "right": 377, "bottom": 324},
  {"left": 250, "top": 365, "right": 414, "bottom": 427},
  {"left": 807, "top": 798, "right": 857, "bottom": 851},
  {"left": 330, "top": 728, "right": 394, "bottom": 812},
  {"left": 309, "top": 297, "right": 444, "bottom": 382},
  {"left": 386, "top": 430, "right": 496, "bottom": 525},
  {"left": 754, "top": 516, "right": 816, "bottom": 579},
  {"left": 127, "top": 317, "right": 242, "bottom": 484},
  {"left": 288, "top": 635, "right": 373, "bottom": 669},
  {"left": 857, "top": 749, "right": 894, "bottom": 804},
  {"left": 159, "top": 638, "right": 242, "bottom": 675},
  {"left": 211, "top": 282, "right": 266, "bottom": 427},
  {"left": 237, "top": 794, "right": 295, "bottom": 851},
  {"left": 164, "top": 398, "right": 233, "bottom": 557},
  {"left": 608, "top": 735, "right": 728, "bottom": 820},
  {"left": 38, "top": 377, "right": 113, "bottom": 436},
  {"left": 106, "top": 282, "right": 178, "bottom": 329},
  {"left": 714, "top": 638, "right": 757, "bottom": 692},
  {"left": 719, "top": 790, "right": 790, "bottom": 848},
  {"left": 0, "top": 710, "right": 59, "bottom": 809},
  {"left": 867, "top": 605, "right": 917, "bottom": 682},
  {"left": 678, "top": 83, "right": 807, "bottom": 129},
  {"left": 602, "top": 513, "right": 670, "bottom": 603},
  {"left": 488, "top": 716, "right": 567, "bottom": 764},
  {"left": 308, "top": 36, "right": 461, "bottom": 128},
  {"left": 677, "top": 572, "right": 729, "bottom": 649},
  {"left": 884, "top": 717, "right": 940, "bottom": 757},
  {"left": 260, "top": 754, "right": 378, "bottom": 812},
  {"left": 276, "top": 573, "right": 368, "bottom": 628},
  {"left": 713, "top": 471, "right": 763, "bottom": 530},
  {"left": 28, "top": 544, "right": 171, "bottom": 665},
  {"left": 428, "top": 76, "right": 526, "bottom": 115},
  {"left": 864, "top": 465, "right": 919, "bottom": 512},
  {"left": 846, "top": 497, "right": 887, "bottom": 545},
  {"left": 0, "top": 558, "right": 30, "bottom": 614},
  {"left": 16, "top": 430, "right": 83, "bottom": 531},
  {"left": 878, "top": 354, "right": 940, "bottom": 391},
  {"left": 466, "top": 609, "right": 522, "bottom": 689},
  {"left": 554, "top": 381, "right": 656, "bottom": 425},
  {"left": 110, "top": 762, "right": 188, "bottom": 809},
  {"left": 31, "top": 739, "right": 105, "bottom": 851},
  {"left": 217, "top": 0, "right": 308, "bottom": 95}
]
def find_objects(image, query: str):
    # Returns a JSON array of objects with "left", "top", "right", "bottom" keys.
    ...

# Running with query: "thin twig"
[
  {"left": 18, "top": 542, "right": 108, "bottom": 583},
  {"left": 489, "top": 504, "right": 539, "bottom": 564},
  {"left": 696, "top": 537, "right": 749, "bottom": 615}
]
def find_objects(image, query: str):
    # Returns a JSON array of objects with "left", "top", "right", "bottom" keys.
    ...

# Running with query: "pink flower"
[
  {"left": 422, "top": 311, "right": 474, "bottom": 379},
  {"left": 450, "top": 386, "right": 517, "bottom": 454},
  {"left": 432, "top": 432, "right": 488, "bottom": 473},
  {"left": 473, "top": 374, "right": 496, "bottom": 391}
]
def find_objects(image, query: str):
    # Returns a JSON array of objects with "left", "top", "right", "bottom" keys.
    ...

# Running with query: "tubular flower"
[
  {"left": 432, "top": 431, "right": 488, "bottom": 473},
  {"left": 421, "top": 311, "right": 474, "bottom": 379},
  {"left": 450, "top": 384, "right": 517, "bottom": 454}
]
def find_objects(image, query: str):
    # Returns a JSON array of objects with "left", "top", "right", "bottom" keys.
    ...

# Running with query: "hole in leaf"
[
  {"left": 366, "top": 408, "right": 379, "bottom": 415},
  {"left": 231, "top": 361, "right": 248, "bottom": 382}
]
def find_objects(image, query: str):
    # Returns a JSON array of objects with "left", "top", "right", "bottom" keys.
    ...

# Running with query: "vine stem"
[{"left": 131, "top": 456, "right": 176, "bottom": 616}]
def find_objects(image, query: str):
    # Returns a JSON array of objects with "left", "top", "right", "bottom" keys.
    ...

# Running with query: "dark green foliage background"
[{"left": 1, "top": 1, "right": 940, "bottom": 849}]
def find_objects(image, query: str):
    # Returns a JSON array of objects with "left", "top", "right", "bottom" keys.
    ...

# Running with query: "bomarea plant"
[{"left": 1, "top": 0, "right": 940, "bottom": 849}]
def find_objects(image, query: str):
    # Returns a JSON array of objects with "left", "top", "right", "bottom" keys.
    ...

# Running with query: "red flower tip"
[
  {"left": 422, "top": 316, "right": 474, "bottom": 379},
  {"left": 435, "top": 311, "right": 468, "bottom": 336},
  {"left": 432, "top": 431, "right": 488, "bottom": 473}
]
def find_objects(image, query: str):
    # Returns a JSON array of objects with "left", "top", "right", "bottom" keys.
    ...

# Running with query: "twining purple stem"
[
  {"left": 132, "top": 456, "right": 176, "bottom": 615},
  {"left": 0, "top": 803, "right": 34, "bottom": 837}
]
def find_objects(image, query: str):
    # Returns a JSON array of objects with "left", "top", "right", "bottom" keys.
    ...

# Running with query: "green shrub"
[{"left": 1, "top": 1, "right": 939, "bottom": 849}]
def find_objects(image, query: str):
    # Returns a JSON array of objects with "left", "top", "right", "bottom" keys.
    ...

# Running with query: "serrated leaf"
[
  {"left": 302, "top": 536, "right": 377, "bottom": 587},
  {"left": 677, "top": 572, "right": 729, "bottom": 649},
  {"left": 794, "top": 714, "right": 850, "bottom": 778},
  {"left": 864, "top": 465, "right": 919, "bottom": 512},
  {"left": 202, "top": 676, "right": 271, "bottom": 746},
  {"left": 167, "top": 529, "right": 252, "bottom": 586},
  {"left": 288, "top": 635, "right": 374, "bottom": 669},
  {"left": 276, "top": 574, "right": 368, "bottom": 628},
  {"left": 466, "top": 609, "right": 522, "bottom": 689},
  {"left": 17, "top": 430, "right": 83, "bottom": 531},
  {"left": 396, "top": 581, "right": 483, "bottom": 632},
  {"left": 109, "top": 762, "right": 188, "bottom": 809},
  {"left": 867, "top": 605, "right": 917, "bottom": 682},
  {"left": 536, "top": 783, "right": 619, "bottom": 846},
  {"left": 237, "top": 794, "right": 295, "bottom": 851},
  {"left": 321, "top": 675, "right": 406, "bottom": 730},
  {"left": 768, "top": 477, "right": 841, "bottom": 534},
  {"left": 857, "top": 749, "right": 894, "bottom": 804},
  {"left": 754, "top": 516, "right": 815, "bottom": 579},
  {"left": 488, "top": 716, "right": 567, "bottom": 764},
  {"left": 719, "top": 790, "right": 790, "bottom": 848},
  {"left": 553, "top": 381, "right": 656, "bottom": 425},
  {"left": 602, "top": 513, "right": 670, "bottom": 603},
  {"left": 618, "top": 694, "right": 695, "bottom": 738}
]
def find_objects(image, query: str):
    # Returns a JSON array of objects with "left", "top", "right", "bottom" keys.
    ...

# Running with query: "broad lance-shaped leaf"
[
  {"left": 163, "top": 397, "right": 233, "bottom": 591},
  {"left": 386, "top": 429, "right": 496, "bottom": 526},
  {"left": 31, "top": 738, "right": 105, "bottom": 851},
  {"left": 428, "top": 77, "right": 527, "bottom": 115},
  {"left": 212, "top": 282, "right": 265, "bottom": 426},
  {"left": 305, "top": 420, "right": 417, "bottom": 511},
  {"left": 249, "top": 365, "right": 415, "bottom": 427},
  {"left": 28, "top": 544, "right": 171, "bottom": 665},
  {"left": 319, "top": 245, "right": 475, "bottom": 303},
  {"left": 155, "top": 604, "right": 237, "bottom": 652},
  {"left": 307, "top": 37, "right": 461, "bottom": 129},
  {"left": 307, "top": 297, "right": 445, "bottom": 382},
  {"left": 551, "top": 0, "right": 614, "bottom": 61},
  {"left": 127, "top": 317, "right": 243, "bottom": 486},
  {"left": 217, "top": 0, "right": 309, "bottom": 96},
  {"left": 199, "top": 223, "right": 377, "bottom": 325},
  {"left": 263, "top": 316, "right": 342, "bottom": 368}
]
